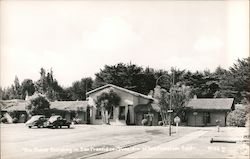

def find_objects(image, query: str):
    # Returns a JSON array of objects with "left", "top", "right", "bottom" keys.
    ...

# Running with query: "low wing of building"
[{"left": 185, "top": 98, "right": 234, "bottom": 126}]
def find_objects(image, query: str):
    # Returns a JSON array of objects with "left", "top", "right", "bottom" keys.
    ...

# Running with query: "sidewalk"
[{"left": 120, "top": 130, "right": 208, "bottom": 158}]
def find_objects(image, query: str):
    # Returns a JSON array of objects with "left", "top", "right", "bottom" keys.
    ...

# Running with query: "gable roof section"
[
  {"left": 1, "top": 100, "right": 27, "bottom": 111},
  {"left": 186, "top": 98, "right": 234, "bottom": 110},
  {"left": 87, "top": 84, "right": 154, "bottom": 100},
  {"left": 0, "top": 100, "right": 88, "bottom": 111}
]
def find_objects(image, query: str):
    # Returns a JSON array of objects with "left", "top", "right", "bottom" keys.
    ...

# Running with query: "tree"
[
  {"left": 35, "top": 68, "right": 69, "bottom": 101},
  {"left": 153, "top": 84, "right": 191, "bottom": 125},
  {"left": 170, "top": 84, "right": 192, "bottom": 117},
  {"left": 153, "top": 86, "right": 169, "bottom": 126},
  {"left": 36, "top": 68, "right": 47, "bottom": 94},
  {"left": 227, "top": 106, "right": 248, "bottom": 127},
  {"left": 0, "top": 87, "right": 3, "bottom": 99},
  {"left": 21, "top": 79, "right": 35, "bottom": 99},
  {"left": 13, "top": 76, "right": 22, "bottom": 99},
  {"left": 95, "top": 90, "right": 121, "bottom": 124},
  {"left": 69, "top": 77, "right": 93, "bottom": 100},
  {"left": 26, "top": 93, "right": 50, "bottom": 116},
  {"left": 215, "top": 58, "right": 250, "bottom": 103},
  {"left": 94, "top": 63, "right": 146, "bottom": 93}
]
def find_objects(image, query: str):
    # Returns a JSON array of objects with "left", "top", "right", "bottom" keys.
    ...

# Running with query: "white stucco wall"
[{"left": 87, "top": 86, "right": 151, "bottom": 125}]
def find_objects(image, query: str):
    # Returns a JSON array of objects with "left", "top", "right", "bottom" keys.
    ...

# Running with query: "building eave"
[{"left": 87, "top": 84, "right": 154, "bottom": 100}]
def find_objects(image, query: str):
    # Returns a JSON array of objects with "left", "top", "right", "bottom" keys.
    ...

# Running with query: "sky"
[{"left": 0, "top": 0, "right": 249, "bottom": 88}]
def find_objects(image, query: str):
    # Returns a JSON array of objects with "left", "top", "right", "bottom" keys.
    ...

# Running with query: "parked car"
[
  {"left": 46, "top": 115, "right": 71, "bottom": 128},
  {"left": 25, "top": 115, "right": 47, "bottom": 128}
]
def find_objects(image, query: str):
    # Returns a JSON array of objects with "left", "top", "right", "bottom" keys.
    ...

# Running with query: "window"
[
  {"left": 119, "top": 106, "right": 125, "bottom": 120},
  {"left": 203, "top": 112, "right": 210, "bottom": 124},
  {"left": 95, "top": 107, "right": 102, "bottom": 119}
]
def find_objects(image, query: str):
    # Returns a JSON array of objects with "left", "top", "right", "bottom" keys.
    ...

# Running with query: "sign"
[{"left": 174, "top": 116, "right": 181, "bottom": 124}]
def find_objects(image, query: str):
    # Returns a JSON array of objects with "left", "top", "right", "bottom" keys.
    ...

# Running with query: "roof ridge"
[{"left": 87, "top": 84, "right": 154, "bottom": 100}]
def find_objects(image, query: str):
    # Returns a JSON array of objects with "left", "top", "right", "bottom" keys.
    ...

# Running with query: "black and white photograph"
[{"left": 0, "top": 0, "right": 249, "bottom": 159}]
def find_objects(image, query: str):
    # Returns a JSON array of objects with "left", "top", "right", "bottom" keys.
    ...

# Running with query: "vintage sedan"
[
  {"left": 25, "top": 115, "right": 47, "bottom": 128},
  {"left": 46, "top": 115, "right": 71, "bottom": 128}
]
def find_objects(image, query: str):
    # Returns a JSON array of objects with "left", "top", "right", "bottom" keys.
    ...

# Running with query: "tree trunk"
[
  {"left": 101, "top": 107, "right": 106, "bottom": 124},
  {"left": 106, "top": 110, "right": 110, "bottom": 124},
  {"left": 160, "top": 110, "right": 169, "bottom": 126}
]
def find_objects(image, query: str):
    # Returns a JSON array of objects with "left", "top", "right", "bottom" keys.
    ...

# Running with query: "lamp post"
[
  {"left": 155, "top": 72, "right": 174, "bottom": 136},
  {"left": 156, "top": 75, "right": 169, "bottom": 87}
]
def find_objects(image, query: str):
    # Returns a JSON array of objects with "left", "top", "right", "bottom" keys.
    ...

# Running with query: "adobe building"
[
  {"left": 86, "top": 84, "right": 160, "bottom": 125},
  {"left": 185, "top": 98, "right": 235, "bottom": 126}
]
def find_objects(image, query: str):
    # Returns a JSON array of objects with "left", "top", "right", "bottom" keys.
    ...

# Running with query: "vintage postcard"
[{"left": 0, "top": 0, "right": 249, "bottom": 159}]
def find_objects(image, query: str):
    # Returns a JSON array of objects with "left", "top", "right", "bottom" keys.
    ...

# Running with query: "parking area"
[{"left": 1, "top": 124, "right": 249, "bottom": 159}]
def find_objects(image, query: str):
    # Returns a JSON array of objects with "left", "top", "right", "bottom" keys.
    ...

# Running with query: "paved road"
[
  {"left": 1, "top": 124, "right": 249, "bottom": 159},
  {"left": 1, "top": 124, "right": 193, "bottom": 159},
  {"left": 120, "top": 130, "right": 208, "bottom": 158},
  {"left": 86, "top": 128, "right": 249, "bottom": 159}
]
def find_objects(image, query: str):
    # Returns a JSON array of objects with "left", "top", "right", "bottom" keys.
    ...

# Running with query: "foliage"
[
  {"left": 215, "top": 58, "right": 250, "bottom": 103},
  {"left": 170, "top": 84, "right": 192, "bottom": 116},
  {"left": 141, "top": 119, "right": 148, "bottom": 126},
  {"left": 13, "top": 76, "right": 22, "bottom": 99},
  {"left": 73, "top": 118, "right": 84, "bottom": 124},
  {"left": 35, "top": 68, "right": 67, "bottom": 101},
  {"left": 26, "top": 94, "right": 50, "bottom": 116},
  {"left": 158, "top": 121, "right": 163, "bottom": 126},
  {"left": 0, "top": 117, "right": 8, "bottom": 123},
  {"left": 227, "top": 107, "right": 248, "bottom": 127},
  {"left": 69, "top": 77, "right": 93, "bottom": 100},
  {"left": 95, "top": 90, "right": 121, "bottom": 124},
  {"left": 94, "top": 63, "right": 151, "bottom": 94},
  {"left": 1, "top": 77, "right": 22, "bottom": 100},
  {"left": 21, "top": 79, "right": 35, "bottom": 99},
  {"left": 153, "top": 86, "right": 169, "bottom": 125},
  {"left": 153, "top": 84, "right": 191, "bottom": 126},
  {"left": 1, "top": 58, "right": 249, "bottom": 105}
]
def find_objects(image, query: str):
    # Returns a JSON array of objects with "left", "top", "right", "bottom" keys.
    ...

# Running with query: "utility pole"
[{"left": 169, "top": 70, "right": 175, "bottom": 136}]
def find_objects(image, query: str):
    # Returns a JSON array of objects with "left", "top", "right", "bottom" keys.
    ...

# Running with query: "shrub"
[
  {"left": 227, "top": 108, "right": 247, "bottom": 127},
  {"left": 158, "top": 121, "right": 163, "bottom": 126},
  {"left": 141, "top": 119, "right": 148, "bottom": 126},
  {"left": 26, "top": 93, "right": 50, "bottom": 116},
  {"left": 73, "top": 118, "right": 83, "bottom": 124},
  {"left": 1, "top": 117, "right": 8, "bottom": 123}
]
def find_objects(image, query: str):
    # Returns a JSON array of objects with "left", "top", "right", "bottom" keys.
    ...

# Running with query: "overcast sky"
[{"left": 0, "top": 0, "right": 249, "bottom": 88}]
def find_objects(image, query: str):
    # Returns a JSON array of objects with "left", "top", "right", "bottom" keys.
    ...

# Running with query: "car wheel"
[
  {"left": 28, "top": 126, "right": 32, "bottom": 128},
  {"left": 37, "top": 125, "right": 41, "bottom": 128}
]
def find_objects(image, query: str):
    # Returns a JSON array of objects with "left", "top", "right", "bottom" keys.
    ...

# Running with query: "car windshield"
[{"left": 49, "top": 116, "right": 61, "bottom": 122}]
